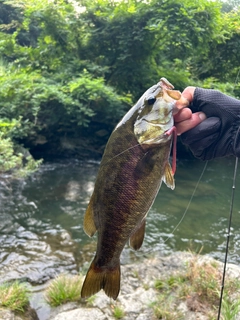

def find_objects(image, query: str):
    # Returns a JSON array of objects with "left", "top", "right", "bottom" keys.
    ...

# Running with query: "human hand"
[
  {"left": 174, "top": 86, "right": 207, "bottom": 135},
  {"left": 174, "top": 108, "right": 207, "bottom": 135},
  {"left": 174, "top": 87, "right": 240, "bottom": 160}
]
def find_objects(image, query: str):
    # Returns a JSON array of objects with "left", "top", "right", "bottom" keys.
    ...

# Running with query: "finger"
[
  {"left": 175, "top": 112, "right": 207, "bottom": 135},
  {"left": 174, "top": 108, "right": 192, "bottom": 122}
]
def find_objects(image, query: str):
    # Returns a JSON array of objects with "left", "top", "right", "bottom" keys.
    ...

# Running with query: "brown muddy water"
[{"left": 0, "top": 156, "right": 240, "bottom": 319}]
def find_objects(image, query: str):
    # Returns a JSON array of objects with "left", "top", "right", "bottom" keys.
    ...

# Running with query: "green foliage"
[
  {"left": 65, "top": 72, "right": 130, "bottom": 126},
  {"left": 155, "top": 274, "right": 186, "bottom": 291},
  {"left": 221, "top": 295, "right": 240, "bottom": 320},
  {"left": 113, "top": 305, "right": 125, "bottom": 319},
  {"left": 152, "top": 254, "right": 240, "bottom": 319},
  {"left": 152, "top": 299, "right": 184, "bottom": 319},
  {"left": 0, "top": 0, "right": 239, "bottom": 168},
  {"left": 0, "top": 132, "right": 22, "bottom": 171},
  {"left": 0, "top": 118, "right": 42, "bottom": 176},
  {"left": 45, "top": 273, "right": 83, "bottom": 307},
  {"left": 195, "top": 7, "right": 240, "bottom": 82},
  {"left": 0, "top": 68, "right": 129, "bottom": 152},
  {"left": 0, "top": 281, "right": 30, "bottom": 312}
]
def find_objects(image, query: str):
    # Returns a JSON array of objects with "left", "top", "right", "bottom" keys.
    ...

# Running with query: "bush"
[{"left": 0, "top": 119, "right": 42, "bottom": 176}]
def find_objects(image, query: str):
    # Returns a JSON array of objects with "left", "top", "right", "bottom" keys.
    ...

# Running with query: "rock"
[
  {"left": 118, "top": 287, "right": 156, "bottom": 314},
  {"left": 0, "top": 310, "right": 21, "bottom": 320},
  {"left": 225, "top": 262, "right": 240, "bottom": 278},
  {"left": 0, "top": 306, "right": 39, "bottom": 320},
  {"left": 2, "top": 252, "right": 240, "bottom": 320},
  {"left": 52, "top": 307, "right": 108, "bottom": 320},
  {"left": 43, "top": 252, "right": 240, "bottom": 319}
]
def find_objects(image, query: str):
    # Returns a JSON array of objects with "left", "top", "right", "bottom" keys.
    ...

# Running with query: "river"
[{"left": 0, "top": 156, "right": 240, "bottom": 293}]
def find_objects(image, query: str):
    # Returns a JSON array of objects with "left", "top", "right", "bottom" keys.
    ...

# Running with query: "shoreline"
[{"left": 1, "top": 251, "right": 240, "bottom": 320}]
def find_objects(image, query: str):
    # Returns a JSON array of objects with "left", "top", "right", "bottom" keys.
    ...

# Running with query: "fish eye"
[{"left": 146, "top": 97, "right": 156, "bottom": 105}]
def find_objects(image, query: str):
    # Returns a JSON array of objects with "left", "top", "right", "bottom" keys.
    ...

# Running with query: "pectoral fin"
[
  {"left": 83, "top": 198, "right": 97, "bottom": 237},
  {"left": 129, "top": 219, "right": 146, "bottom": 250},
  {"left": 162, "top": 162, "right": 175, "bottom": 190}
]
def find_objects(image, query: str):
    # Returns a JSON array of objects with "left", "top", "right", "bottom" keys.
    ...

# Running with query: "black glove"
[{"left": 181, "top": 88, "right": 240, "bottom": 160}]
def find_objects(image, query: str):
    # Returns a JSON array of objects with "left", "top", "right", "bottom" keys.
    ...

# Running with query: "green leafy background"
[{"left": 0, "top": 0, "right": 239, "bottom": 174}]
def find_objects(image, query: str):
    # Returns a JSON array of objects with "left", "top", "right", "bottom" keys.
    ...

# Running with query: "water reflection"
[{"left": 0, "top": 157, "right": 239, "bottom": 284}]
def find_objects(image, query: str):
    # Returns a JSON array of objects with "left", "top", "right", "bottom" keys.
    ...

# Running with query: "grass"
[
  {"left": 45, "top": 273, "right": 83, "bottom": 307},
  {"left": 152, "top": 275, "right": 185, "bottom": 320},
  {"left": 0, "top": 281, "right": 30, "bottom": 312},
  {"left": 155, "top": 274, "right": 186, "bottom": 291},
  {"left": 112, "top": 305, "right": 125, "bottom": 319},
  {"left": 150, "top": 294, "right": 184, "bottom": 320},
  {"left": 152, "top": 253, "right": 240, "bottom": 319},
  {"left": 45, "top": 273, "right": 126, "bottom": 318},
  {"left": 86, "top": 294, "right": 96, "bottom": 306},
  {"left": 220, "top": 295, "right": 240, "bottom": 320},
  {"left": 1, "top": 255, "right": 238, "bottom": 320},
  {"left": 183, "top": 256, "right": 221, "bottom": 305}
]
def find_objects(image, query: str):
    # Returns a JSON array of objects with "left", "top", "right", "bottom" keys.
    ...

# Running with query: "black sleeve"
[{"left": 181, "top": 88, "right": 240, "bottom": 160}]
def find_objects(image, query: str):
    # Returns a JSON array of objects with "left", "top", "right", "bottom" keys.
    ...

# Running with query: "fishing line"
[
  {"left": 101, "top": 143, "right": 142, "bottom": 166},
  {"left": 217, "top": 156, "right": 238, "bottom": 320},
  {"left": 164, "top": 160, "right": 208, "bottom": 243}
]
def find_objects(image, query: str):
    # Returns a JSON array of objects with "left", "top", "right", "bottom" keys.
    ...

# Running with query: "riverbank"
[{"left": 1, "top": 251, "right": 240, "bottom": 320}]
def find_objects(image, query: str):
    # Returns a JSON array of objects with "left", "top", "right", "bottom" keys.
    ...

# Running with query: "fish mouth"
[
  {"left": 172, "top": 103, "right": 180, "bottom": 115},
  {"left": 141, "top": 118, "right": 171, "bottom": 126},
  {"left": 159, "top": 77, "right": 174, "bottom": 90},
  {"left": 137, "top": 127, "right": 173, "bottom": 145}
]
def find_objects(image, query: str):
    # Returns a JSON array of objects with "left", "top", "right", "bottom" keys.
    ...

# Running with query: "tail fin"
[{"left": 81, "top": 259, "right": 120, "bottom": 300}]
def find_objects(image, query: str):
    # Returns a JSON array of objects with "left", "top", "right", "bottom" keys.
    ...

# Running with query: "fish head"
[{"left": 134, "top": 78, "right": 181, "bottom": 145}]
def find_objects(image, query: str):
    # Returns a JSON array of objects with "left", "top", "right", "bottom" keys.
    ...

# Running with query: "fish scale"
[{"left": 81, "top": 78, "right": 182, "bottom": 300}]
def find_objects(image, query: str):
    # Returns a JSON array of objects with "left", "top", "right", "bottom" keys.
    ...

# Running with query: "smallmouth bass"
[{"left": 81, "top": 78, "right": 183, "bottom": 300}]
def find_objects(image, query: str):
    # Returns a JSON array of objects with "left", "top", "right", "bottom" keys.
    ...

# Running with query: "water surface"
[{"left": 0, "top": 156, "right": 240, "bottom": 286}]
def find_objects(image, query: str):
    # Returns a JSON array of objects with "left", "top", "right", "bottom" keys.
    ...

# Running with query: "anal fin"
[
  {"left": 129, "top": 219, "right": 146, "bottom": 251},
  {"left": 83, "top": 197, "right": 97, "bottom": 237}
]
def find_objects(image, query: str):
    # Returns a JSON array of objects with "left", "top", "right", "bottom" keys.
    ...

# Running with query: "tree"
[{"left": 0, "top": 0, "right": 239, "bottom": 165}]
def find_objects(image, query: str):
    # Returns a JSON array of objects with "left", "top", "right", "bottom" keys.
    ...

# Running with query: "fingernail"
[{"left": 199, "top": 112, "right": 206, "bottom": 120}]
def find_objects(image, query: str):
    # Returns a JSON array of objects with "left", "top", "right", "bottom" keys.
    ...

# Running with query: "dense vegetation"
[{"left": 0, "top": 0, "right": 240, "bottom": 173}]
